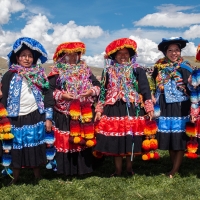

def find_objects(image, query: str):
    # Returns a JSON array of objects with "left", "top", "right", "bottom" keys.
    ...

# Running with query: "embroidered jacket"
[
  {"left": 95, "top": 64, "right": 153, "bottom": 114},
  {"left": 48, "top": 63, "right": 100, "bottom": 116},
  {"left": 152, "top": 58, "right": 192, "bottom": 104},
  {"left": 1, "top": 71, "right": 54, "bottom": 118}
]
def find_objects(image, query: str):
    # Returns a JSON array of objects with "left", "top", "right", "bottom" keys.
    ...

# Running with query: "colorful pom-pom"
[
  {"left": 69, "top": 99, "right": 81, "bottom": 120},
  {"left": 142, "top": 139, "right": 150, "bottom": 151},
  {"left": 81, "top": 101, "right": 93, "bottom": 123},
  {"left": 70, "top": 120, "right": 81, "bottom": 136},
  {"left": 185, "top": 122, "right": 197, "bottom": 137},
  {"left": 86, "top": 138, "right": 96, "bottom": 147},
  {"left": 83, "top": 122, "right": 94, "bottom": 139},
  {"left": 143, "top": 120, "right": 158, "bottom": 135}
]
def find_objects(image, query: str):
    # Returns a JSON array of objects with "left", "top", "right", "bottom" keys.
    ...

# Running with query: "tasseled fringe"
[
  {"left": 69, "top": 99, "right": 81, "bottom": 120},
  {"left": 142, "top": 120, "right": 159, "bottom": 161},
  {"left": 45, "top": 130, "right": 57, "bottom": 171},
  {"left": 81, "top": 101, "right": 93, "bottom": 123},
  {"left": 0, "top": 104, "right": 13, "bottom": 176},
  {"left": 69, "top": 101, "right": 96, "bottom": 147},
  {"left": 185, "top": 122, "right": 199, "bottom": 159}
]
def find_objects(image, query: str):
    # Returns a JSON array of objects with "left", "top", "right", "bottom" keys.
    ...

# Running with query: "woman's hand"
[
  {"left": 94, "top": 112, "right": 101, "bottom": 122},
  {"left": 188, "top": 75, "right": 192, "bottom": 85},
  {"left": 191, "top": 116, "right": 197, "bottom": 123},
  {"left": 45, "top": 119, "right": 52, "bottom": 132},
  {"left": 80, "top": 89, "right": 93, "bottom": 98},
  {"left": 151, "top": 94, "right": 156, "bottom": 104},
  {"left": 62, "top": 92, "right": 74, "bottom": 100},
  {"left": 0, "top": 83, "right": 2, "bottom": 99}
]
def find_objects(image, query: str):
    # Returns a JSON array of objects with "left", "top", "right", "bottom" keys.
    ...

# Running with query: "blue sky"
[{"left": 1, "top": 0, "right": 200, "bottom": 67}]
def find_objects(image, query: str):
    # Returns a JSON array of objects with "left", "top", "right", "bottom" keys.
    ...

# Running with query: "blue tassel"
[
  {"left": 46, "top": 146, "right": 56, "bottom": 160},
  {"left": 197, "top": 87, "right": 200, "bottom": 102},
  {"left": 190, "top": 91, "right": 199, "bottom": 103},
  {"left": 2, "top": 154, "right": 12, "bottom": 167},
  {"left": 1, "top": 168, "right": 13, "bottom": 176},
  {"left": 45, "top": 131, "right": 55, "bottom": 145},
  {"left": 46, "top": 159, "right": 57, "bottom": 170},
  {"left": 46, "top": 161, "right": 52, "bottom": 169},
  {"left": 153, "top": 104, "right": 161, "bottom": 118},
  {"left": 2, "top": 140, "right": 12, "bottom": 151},
  {"left": 197, "top": 69, "right": 200, "bottom": 86},
  {"left": 192, "top": 70, "right": 198, "bottom": 87}
]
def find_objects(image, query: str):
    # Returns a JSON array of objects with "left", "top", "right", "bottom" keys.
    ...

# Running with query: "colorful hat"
[
  {"left": 105, "top": 38, "right": 137, "bottom": 59},
  {"left": 7, "top": 37, "right": 48, "bottom": 65},
  {"left": 158, "top": 37, "right": 188, "bottom": 53},
  {"left": 53, "top": 42, "right": 86, "bottom": 62},
  {"left": 196, "top": 44, "right": 200, "bottom": 62}
]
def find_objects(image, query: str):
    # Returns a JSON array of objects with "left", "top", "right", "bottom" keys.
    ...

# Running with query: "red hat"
[
  {"left": 105, "top": 38, "right": 137, "bottom": 59},
  {"left": 53, "top": 42, "right": 86, "bottom": 62}
]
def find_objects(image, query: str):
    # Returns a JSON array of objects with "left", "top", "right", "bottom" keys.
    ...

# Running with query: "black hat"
[{"left": 158, "top": 37, "right": 188, "bottom": 53}]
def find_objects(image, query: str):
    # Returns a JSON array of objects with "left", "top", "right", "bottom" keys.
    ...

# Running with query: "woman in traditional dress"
[
  {"left": 1, "top": 37, "right": 53, "bottom": 184},
  {"left": 94, "top": 38, "right": 154, "bottom": 176},
  {"left": 48, "top": 42, "right": 100, "bottom": 176},
  {"left": 151, "top": 37, "right": 192, "bottom": 178}
]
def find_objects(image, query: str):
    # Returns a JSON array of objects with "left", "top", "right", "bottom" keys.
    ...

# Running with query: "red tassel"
[
  {"left": 81, "top": 101, "right": 92, "bottom": 123},
  {"left": 83, "top": 122, "right": 94, "bottom": 139},
  {"left": 69, "top": 99, "right": 81, "bottom": 120},
  {"left": 70, "top": 120, "right": 81, "bottom": 136},
  {"left": 185, "top": 122, "right": 197, "bottom": 137}
]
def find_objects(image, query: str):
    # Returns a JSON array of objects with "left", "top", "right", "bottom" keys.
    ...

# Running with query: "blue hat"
[
  {"left": 158, "top": 37, "right": 188, "bottom": 53},
  {"left": 7, "top": 37, "right": 48, "bottom": 65}
]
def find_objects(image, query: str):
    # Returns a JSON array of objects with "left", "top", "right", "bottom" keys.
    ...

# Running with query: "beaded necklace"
[
  {"left": 54, "top": 62, "right": 92, "bottom": 96},
  {"left": 9, "top": 64, "right": 49, "bottom": 90}
]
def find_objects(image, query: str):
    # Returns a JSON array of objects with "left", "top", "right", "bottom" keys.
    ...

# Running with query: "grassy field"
[{"left": 1, "top": 150, "right": 200, "bottom": 200}]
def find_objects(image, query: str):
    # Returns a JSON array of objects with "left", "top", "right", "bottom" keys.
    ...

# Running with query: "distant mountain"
[{"left": 0, "top": 56, "right": 200, "bottom": 76}]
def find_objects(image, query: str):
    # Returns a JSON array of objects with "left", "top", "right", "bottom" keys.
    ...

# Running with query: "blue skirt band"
[
  {"left": 12, "top": 121, "right": 45, "bottom": 149},
  {"left": 158, "top": 116, "right": 190, "bottom": 133}
]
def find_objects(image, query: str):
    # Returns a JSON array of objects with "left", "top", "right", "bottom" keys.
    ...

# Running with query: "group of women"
[{"left": 0, "top": 36, "right": 197, "bottom": 185}]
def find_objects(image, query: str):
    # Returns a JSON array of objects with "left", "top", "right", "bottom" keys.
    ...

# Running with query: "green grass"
[{"left": 1, "top": 151, "right": 200, "bottom": 200}]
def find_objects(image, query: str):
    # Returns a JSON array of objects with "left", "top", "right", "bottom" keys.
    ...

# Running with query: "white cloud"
[
  {"left": 156, "top": 4, "right": 195, "bottom": 13},
  {"left": 134, "top": 4, "right": 200, "bottom": 28},
  {"left": 129, "top": 36, "right": 162, "bottom": 66},
  {"left": 21, "top": 14, "right": 52, "bottom": 39},
  {"left": 183, "top": 25, "right": 200, "bottom": 39},
  {"left": 0, "top": 0, "right": 25, "bottom": 24},
  {"left": 82, "top": 54, "right": 104, "bottom": 68},
  {"left": 0, "top": 2, "right": 199, "bottom": 68}
]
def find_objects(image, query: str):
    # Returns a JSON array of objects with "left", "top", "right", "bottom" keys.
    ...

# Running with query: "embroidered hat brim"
[
  {"left": 53, "top": 42, "right": 86, "bottom": 62},
  {"left": 158, "top": 37, "right": 188, "bottom": 53},
  {"left": 7, "top": 37, "right": 48, "bottom": 65},
  {"left": 105, "top": 38, "right": 137, "bottom": 59}
]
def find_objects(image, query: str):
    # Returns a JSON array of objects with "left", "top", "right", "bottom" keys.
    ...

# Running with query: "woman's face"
[
  {"left": 16, "top": 49, "right": 34, "bottom": 68},
  {"left": 115, "top": 48, "right": 130, "bottom": 64},
  {"left": 63, "top": 52, "right": 79, "bottom": 64},
  {"left": 166, "top": 44, "right": 181, "bottom": 63}
]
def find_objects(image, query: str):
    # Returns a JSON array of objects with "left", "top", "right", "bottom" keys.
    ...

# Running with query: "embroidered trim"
[
  {"left": 97, "top": 115, "right": 145, "bottom": 136},
  {"left": 144, "top": 99, "right": 154, "bottom": 113},
  {"left": 12, "top": 121, "right": 45, "bottom": 149},
  {"left": 158, "top": 116, "right": 190, "bottom": 133},
  {"left": 53, "top": 126, "right": 85, "bottom": 153}
]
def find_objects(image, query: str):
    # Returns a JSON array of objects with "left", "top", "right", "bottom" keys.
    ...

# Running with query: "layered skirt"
[
  {"left": 10, "top": 109, "right": 46, "bottom": 168},
  {"left": 156, "top": 94, "right": 190, "bottom": 151},
  {"left": 53, "top": 110, "right": 93, "bottom": 176},
  {"left": 94, "top": 100, "right": 146, "bottom": 156}
]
